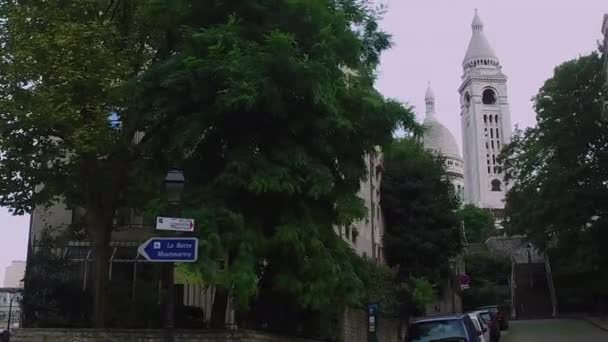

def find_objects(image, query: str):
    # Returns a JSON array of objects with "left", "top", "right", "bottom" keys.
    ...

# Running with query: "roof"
[
  {"left": 422, "top": 116, "right": 461, "bottom": 159},
  {"left": 463, "top": 9, "right": 498, "bottom": 65}
]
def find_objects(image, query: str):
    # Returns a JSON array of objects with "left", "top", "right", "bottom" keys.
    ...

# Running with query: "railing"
[{"left": 544, "top": 254, "right": 558, "bottom": 317}]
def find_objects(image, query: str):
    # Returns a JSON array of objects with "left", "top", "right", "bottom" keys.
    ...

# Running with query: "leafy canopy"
[
  {"left": 381, "top": 138, "right": 462, "bottom": 284},
  {"left": 140, "top": 0, "right": 419, "bottom": 315},
  {"left": 457, "top": 204, "right": 496, "bottom": 243},
  {"left": 502, "top": 52, "right": 608, "bottom": 280}
]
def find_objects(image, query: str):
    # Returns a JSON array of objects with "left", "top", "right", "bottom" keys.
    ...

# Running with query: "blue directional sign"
[{"left": 138, "top": 237, "right": 198, "bottom": 263}]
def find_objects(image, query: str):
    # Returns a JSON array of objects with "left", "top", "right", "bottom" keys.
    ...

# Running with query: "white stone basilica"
[{"left": 422, "top": 9, "right": 512, "bottom": 219}]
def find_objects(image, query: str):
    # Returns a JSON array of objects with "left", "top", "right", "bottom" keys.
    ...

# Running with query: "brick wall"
[
  {"left": 10, "top": 329, "right": 320, "bottom": 342},
  {"left": 339, "top": 307, "right": 403, "bottom": 342}
]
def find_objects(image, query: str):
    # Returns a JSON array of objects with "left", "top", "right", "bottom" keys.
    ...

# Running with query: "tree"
[
  {"left": 132, "top": 0, "right": 420, "bottom": 329},
  {"left": 457, "top": 204, "right": 496, "bottom": 243},
  {"left": 0, "top": 1, "right": 175, "bottom": 327},
  {"left": 381, "top": 138, "right": 462, "bottom": 286},
  {"left": 501, "top": 52, "right": 608, "bottom": 309}
]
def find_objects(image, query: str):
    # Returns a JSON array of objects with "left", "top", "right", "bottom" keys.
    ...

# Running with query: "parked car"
[
  {"left": 467, "top": 312, "right": 490, "bottom": 342},
  {"left": 471, "top": 310, "right": 500, "bottom": 342},
  {"left": 406, "top": 314, "right": 482, "bottom": 342},
  {"left": 477, "top": 305, "right": 509, "bottom": 330}
]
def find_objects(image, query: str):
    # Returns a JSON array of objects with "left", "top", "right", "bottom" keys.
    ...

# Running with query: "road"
[{"left": 503, "top": 319, "right": 608, "bottom": 342}]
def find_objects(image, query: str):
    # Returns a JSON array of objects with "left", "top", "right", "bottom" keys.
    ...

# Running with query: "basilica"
[{"left": 423, "top": 9, "right": 513, "bottom": 223}]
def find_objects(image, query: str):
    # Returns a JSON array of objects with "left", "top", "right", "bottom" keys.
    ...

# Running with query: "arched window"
[
  {"left": 491, "top": 179, "right": 502, "bottom": 191},
  {"left": 482, "top": 89, "right": 497, "bottom": 105}
]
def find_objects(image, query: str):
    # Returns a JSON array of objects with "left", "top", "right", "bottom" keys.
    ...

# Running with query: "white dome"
[
  {"left": 422, "top": 116, "right": 461, "bottom": 160},
  {"left": 462, "top": 10, "right": 499, "bottom": 68}
]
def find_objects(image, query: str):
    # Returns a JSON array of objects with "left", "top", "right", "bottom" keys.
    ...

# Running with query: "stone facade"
[
  {"left": 0, "top": 289, "right": 21, "bottom": 329},
  {"left": 459, "top": 10, "right": 512, "bottom": 211},
  {"left": 10, "top": 329, "right": 319, "bottom": 342},
  {"left": 3, "top": 260, "right": 25, "bottom": 288},
  {"left": 339, "top": 307, "right": 403, "bottom": 342},
  {"left": 338, "top": 151, "right": 385, "bottom": 261}
]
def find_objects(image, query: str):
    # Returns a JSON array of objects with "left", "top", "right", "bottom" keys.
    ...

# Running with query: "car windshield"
[{"left": 409, "top": 319, "right": 467, "bottom": 342}]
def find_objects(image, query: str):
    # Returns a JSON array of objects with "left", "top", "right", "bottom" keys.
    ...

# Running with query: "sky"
[
  {"left": 0, "top": 1, "right": 606, "bottom": 284},
  {"left": 375, "top": 0, "right": 607, "bottom": 150}
]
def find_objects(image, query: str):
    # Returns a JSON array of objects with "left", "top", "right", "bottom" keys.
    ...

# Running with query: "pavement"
[{"left": 502, "top": 319, "right": 608, "bottom": 342}]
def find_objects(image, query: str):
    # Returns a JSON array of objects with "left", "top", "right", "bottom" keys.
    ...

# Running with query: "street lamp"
[
  {"left": 449, "top": 259, "right": 457, "bottom": 313},
  {"left": 164, "top": 169, "right": 184, "bottom": 342}
]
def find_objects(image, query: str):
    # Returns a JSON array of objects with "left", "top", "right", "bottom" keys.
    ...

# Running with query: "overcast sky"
[
  {"left": 376, "top": 0, "right": 607, "bottom": 149},
  {"left": 0, "top": 1, "right": 606, "bottom": 284}
]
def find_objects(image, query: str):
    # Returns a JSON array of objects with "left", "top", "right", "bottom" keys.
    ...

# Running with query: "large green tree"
[
  {"left": 501, "top": 52, "right": 608, "bottom": 307},
  {"left": 0, "top": 1, "right": 170, "bottom": 327},
  {"left": 0, "top": 0, "right": 418, "bottom": 329},
  {"left": 381, "top": 138, "right": 462, "bottom": 285},
  {"left": 457, "top": 204, "right": 496, "bottom": 243},
  {"left": 142, "top": 0, "right": 418, "bottom": 329}
]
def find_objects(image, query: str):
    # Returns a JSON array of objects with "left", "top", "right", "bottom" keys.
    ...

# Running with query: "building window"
[
  {"left": 464, "top": 92, "right": 471, "bottom": 106},
  {"left": 351, "top": 228, "right": 358, "bottom": 243},
  {"left": 345, "top": 226, "right": 351, "bottom": 240},
  {"left": 491, "top": 179, "right": 502, "bottom": 191},
  {"left": 482, "top": 89, "right": 497, "bottom": 105}
]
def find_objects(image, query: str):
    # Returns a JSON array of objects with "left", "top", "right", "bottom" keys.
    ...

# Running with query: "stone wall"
[
  {"left": 10, "top": 329, "right": 319, "bottom": 342},
  {"left": 340, "top": 307, "right": 403, "bottom": 342}
]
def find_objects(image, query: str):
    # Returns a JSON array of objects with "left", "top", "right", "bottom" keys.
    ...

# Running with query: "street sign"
[
  {"left": 459, "top": 274, "right": 471, "bottom": 290},
  {"left": 156, "top": 216, "right": 195, "bottom": 232},
  {"left": 138, "top": 237, "right": 198, "bottom": 262}
]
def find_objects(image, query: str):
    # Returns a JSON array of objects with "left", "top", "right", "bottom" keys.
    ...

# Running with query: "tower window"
[
  {"left": 495, "top": 115, "right": 498, "bottom": 122},
  {"left": 488, "top": 166, "right": 491, "bottom": 174},
  {"left": 489, "top": 115, "right": 492, "bottom": 123},
  {"left": 496, "top": 128, "right": 500, "bottom": 139},
  {"left": 491, "top": 179, "right": 502, "bottom": 191},
  {"left": 490, "top": 129, "right": 494, "bottom": 138},
  {"left": 464, "top": 92, "right": 471, "bottom": 106},
  {"left": 491, "top": 141, "right": 494, "bottom": 149},
  {"left": 482, "top": 89, "right": 497, "bottom": 105},
  {"left": 483, "top": 115, "right": 487, "bottom": 123}
]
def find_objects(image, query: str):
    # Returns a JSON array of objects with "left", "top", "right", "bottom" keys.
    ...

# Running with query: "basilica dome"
[{"left": 422, "top": 116, "right": 461, "bottom": 160}]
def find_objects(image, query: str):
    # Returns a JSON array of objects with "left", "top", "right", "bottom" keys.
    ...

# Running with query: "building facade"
[
  {"left": 459, "top": 10, "right": 512, "bottom": 216},
  {"left": 602, "top": 14, "right": 608, "bottom": 118},
  {"left": 3, "top": 261, "right": 25, "bottom": 288},
  {"left": 337, "top": 151, "right": 385, "bottom": 262},
  {"left": 422, "top": 83, "right": 465, "bottom": 201},
  {"left": 0, "top": 288, "right": 21, "bottom": 329}
]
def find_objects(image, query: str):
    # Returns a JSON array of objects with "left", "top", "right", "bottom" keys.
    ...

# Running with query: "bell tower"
[{"left": 459, "top": 9, "right": 512, "bottom": 211}]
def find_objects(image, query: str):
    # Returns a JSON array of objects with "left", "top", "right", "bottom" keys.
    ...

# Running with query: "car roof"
[
  {"left": 411, "top": 314, "right": 467, "bottom": 323},
  {"left": 469, "top": 310, "right": 490, "bottom": 315},
  {"left": 477, "top": 305, "right": 498, "bottom": 309}
]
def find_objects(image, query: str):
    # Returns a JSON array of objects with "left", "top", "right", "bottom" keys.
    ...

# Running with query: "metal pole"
[
  {"left": 7, "top": 295, "right": 13, "bottom": 332},
  {"left": 165, "top": 204, "right": 179, "bottom": 342}
]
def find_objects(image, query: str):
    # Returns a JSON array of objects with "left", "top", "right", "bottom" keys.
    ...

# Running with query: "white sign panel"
[{"left": 156, "top": 217, "right": 195, "bottom": 232}]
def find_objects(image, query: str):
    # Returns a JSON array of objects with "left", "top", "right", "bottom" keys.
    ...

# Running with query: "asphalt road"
[{"left": 503, "top": 319, "right": 608, "bottom": 342}]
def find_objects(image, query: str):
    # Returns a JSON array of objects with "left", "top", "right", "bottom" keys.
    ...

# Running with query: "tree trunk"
[
  {"left": 90, "top": 219, "right": 112, "bottom": 328},
  {"left": 210, "top": 286, "right": 229, "bottom": 329}
]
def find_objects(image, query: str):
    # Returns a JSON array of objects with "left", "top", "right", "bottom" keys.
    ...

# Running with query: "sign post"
[
  {"left": 367, "top": 303, "right": 379, "bottom": 342},
  {"left": 138, "top": 237, "right": 199, "bottom": 263}
]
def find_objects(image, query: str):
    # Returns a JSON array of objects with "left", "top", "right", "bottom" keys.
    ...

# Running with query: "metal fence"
[{"left": 27, "top": 241, "right": 235, "bottom": 328}]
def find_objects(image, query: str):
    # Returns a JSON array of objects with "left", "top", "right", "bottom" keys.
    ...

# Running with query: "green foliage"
[
  {"left": 381, "top": 138, "right": 462, "bottom": 284},
  {"left": 144, "top": 0, "right": 419, "bottom": 318},
  {"left": 356, "top": 258, "right": 400, "bottom": 316},
  {"left": 462, "top": 250, "right": 510, "bottom": 310},
  {"left": 457, "top": 204, "right": 496, "bottom": 243},
  {"left": 21, "top": 250, "right": 90, "bottom": 328},
  {"left": 411, "top": 276, "right": 435, "bottom": 309},
  {"left": 502, "top": 52, "right": 608, "bottom": 308},
  {"left": 502, "top": 52, "right": 607, "bottom": 268}
]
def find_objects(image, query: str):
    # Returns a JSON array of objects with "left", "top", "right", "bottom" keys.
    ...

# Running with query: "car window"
[
  {"left": 479, "top": 312, "right": 491, "bottom": 322},
  {"left": 408, "top": 319, "right": 467, "bottom": 342},
  {"left": 476, "top": 314, "right": 487, "bottom": 328},
  {"left": 468, "top": 315, "right": 481, "bottom": 332},
  {"left": 463, "top": 316, "right": 481, "bottom": 342}
]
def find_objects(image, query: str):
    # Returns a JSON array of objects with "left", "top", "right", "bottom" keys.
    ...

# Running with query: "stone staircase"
[{"left": 513, "top": 263, "right": 553, "bottom": 319}]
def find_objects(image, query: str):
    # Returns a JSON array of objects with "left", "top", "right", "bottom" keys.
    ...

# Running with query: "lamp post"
[
  {"left": 449, "top": 259, "right": 457, "bottom": 313},
  {"left": 164, "top": 169, "right": 185, "bottom": 342}
]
